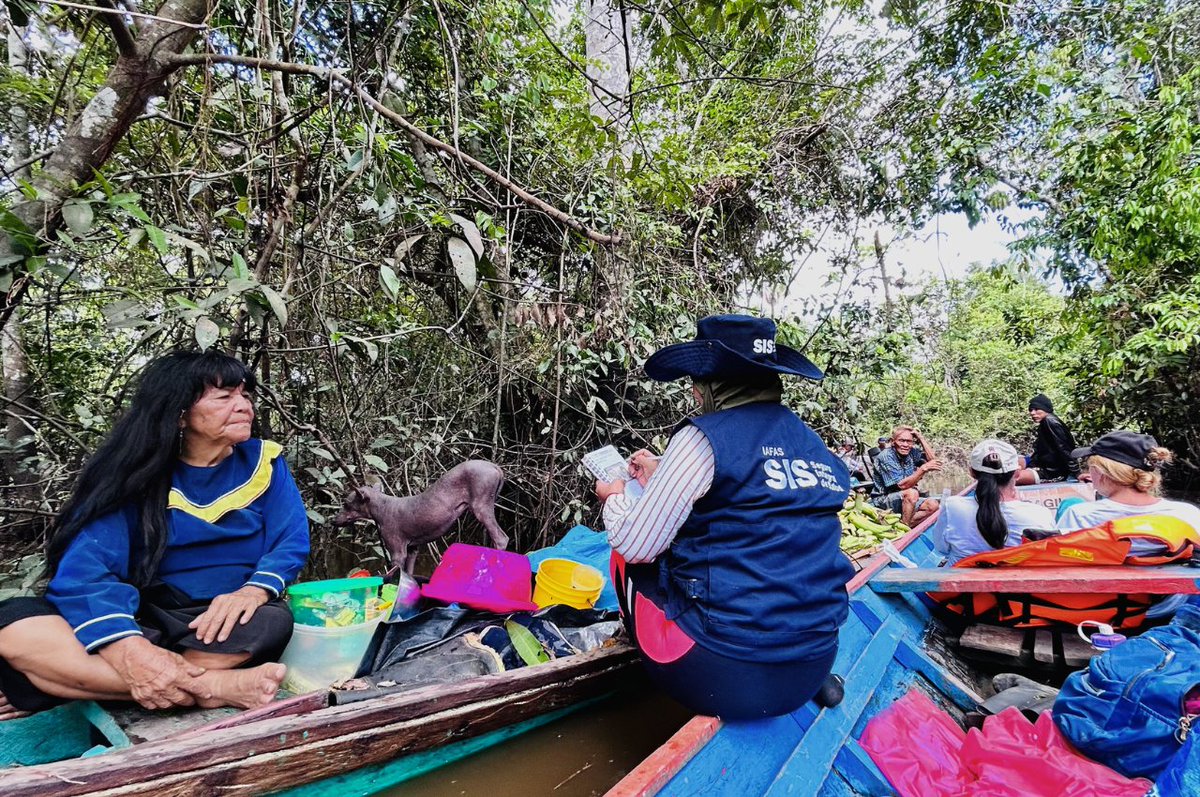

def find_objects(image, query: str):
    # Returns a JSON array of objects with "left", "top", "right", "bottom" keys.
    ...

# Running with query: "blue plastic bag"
[
  {"left": 526, "top": 525, "right": 618, "bottom": 611},
  {"left": 1053, "top": 601, "right": 1200, "bottom": 780}
]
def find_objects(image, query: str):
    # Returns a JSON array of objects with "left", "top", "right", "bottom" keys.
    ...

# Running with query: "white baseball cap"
[{"left": 969, "top": 439, "right": 1021, "bottom": 474}]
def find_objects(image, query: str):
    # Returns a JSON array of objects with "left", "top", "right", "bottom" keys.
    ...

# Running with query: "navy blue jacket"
[{"left": 660, "top": 402, "right": 854, "bottom": 662}]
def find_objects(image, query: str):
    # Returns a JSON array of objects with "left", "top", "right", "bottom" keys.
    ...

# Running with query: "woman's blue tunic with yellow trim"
[{"left": 46, "top": 439, "right": 310, "bottom": 652}]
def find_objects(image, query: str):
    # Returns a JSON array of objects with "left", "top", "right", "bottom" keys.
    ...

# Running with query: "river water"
[{"left": 384, "top": 686, "right": 693, "bottom": 796}]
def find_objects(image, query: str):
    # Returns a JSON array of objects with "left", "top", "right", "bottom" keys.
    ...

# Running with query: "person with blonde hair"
[
  {"left": 1058, "top": 431, "right": 1200, "bottom": 552},
  {"left": 1058, "top": 431, "right": 1200, "bottom": 618}
]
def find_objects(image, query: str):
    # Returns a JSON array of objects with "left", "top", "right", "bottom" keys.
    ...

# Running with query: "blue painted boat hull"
[
  {"left": 610, "top": 486, "right": 1103, "bottom": 796},
  {"left": 652, "top": 514, "right": 973, "bottom": 796}
]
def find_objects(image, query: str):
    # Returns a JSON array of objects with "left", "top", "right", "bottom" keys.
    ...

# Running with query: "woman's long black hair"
[
  {"left": 973, "top": 453, "right": 1017, "bottom": 549},
  {"left": 48, "top": 351, "right": 256, "bottom": 586}
]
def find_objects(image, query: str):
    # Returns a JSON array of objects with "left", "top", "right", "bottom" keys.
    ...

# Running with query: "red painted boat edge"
[{"left": 606, "top": 716, "right": 721, "bottom": 797}]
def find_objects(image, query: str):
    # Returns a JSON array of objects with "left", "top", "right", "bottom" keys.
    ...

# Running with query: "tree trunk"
[
  {"left": 584, "top": 0, "right": 632, "bottom": 150},
  {"left": 583, "top": 0, "right": 634, "bottom": 333},
  {"left": 3, "top": 9, "right": 39, "bottom": 534},
  {"left": 874, "top": 230, "right": 894, "bottom": 330},
  {"left": 0, "top": 0, "right": 211, "bottom": 327}
]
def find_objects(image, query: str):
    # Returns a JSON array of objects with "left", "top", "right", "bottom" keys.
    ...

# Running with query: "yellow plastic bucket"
[{"left": 533, "top": 558, "right": 604, "bottom": 609}]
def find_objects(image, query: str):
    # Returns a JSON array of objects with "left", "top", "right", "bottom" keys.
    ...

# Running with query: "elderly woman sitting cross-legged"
[{"left": 0, "top": 351, "right": 309, "bottom": 719}]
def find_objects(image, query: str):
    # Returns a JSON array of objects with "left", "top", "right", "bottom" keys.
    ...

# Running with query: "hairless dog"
[{"left": 332, "top": 460, "right": 509, "bottom": 577}]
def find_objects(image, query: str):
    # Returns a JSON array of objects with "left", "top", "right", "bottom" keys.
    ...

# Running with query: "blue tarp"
[{"left": 526, "top": 525, "right": 619, "bottom": 611}]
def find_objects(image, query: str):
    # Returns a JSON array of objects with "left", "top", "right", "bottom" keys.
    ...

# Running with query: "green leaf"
[
  {"left": 448, "top": 213, "right": 485, "bottom": 257},
  {"left": 231, "top": 253, "right": 249, "bottom": 280},
  {"left": 145, "top": 225, "right": 168, "bottom": 255},
  {"left": 61, "top": 200, "right": 94, "bottom": 236},
  {"left": 379, "top": 265, "right": 400, "bottom": 301},
  {"left": 194, "top": 316, "right": 220, "bottom": 350},
  {"left": 226, "top": 277, "right": 257, "bottom": 294},
  {"left": 0, "top": 210, "right": 37, "bottom": 256},
  {"left": 363, "top": 454, "right": 389, "bottom": 472},
  {"left": 259, "top": 286, "right": 288, "bottom": 327},
  {"left": 505, "top": 620, "right": 550, "bottom": 666},
  {"left": 447, "top": 237, "right": 477, "bottom": 292}
]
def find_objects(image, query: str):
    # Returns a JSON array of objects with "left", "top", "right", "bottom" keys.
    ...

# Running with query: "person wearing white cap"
[{"left": 934, "top": 439, "right": 1056, "bottom": 565}]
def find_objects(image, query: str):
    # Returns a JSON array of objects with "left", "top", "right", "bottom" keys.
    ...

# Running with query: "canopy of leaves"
[{"left": 2, "top": 0, "right": 1197, "bottom": 575}]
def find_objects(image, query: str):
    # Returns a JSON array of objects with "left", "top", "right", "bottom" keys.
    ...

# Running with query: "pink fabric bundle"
[{"left": 859, "top": 689, "right": 1152, "bottom": 797}]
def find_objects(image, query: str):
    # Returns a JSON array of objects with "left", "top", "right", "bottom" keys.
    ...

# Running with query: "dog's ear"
[{"left": 353, "top": 485, "right": 369, "bottom": 502}]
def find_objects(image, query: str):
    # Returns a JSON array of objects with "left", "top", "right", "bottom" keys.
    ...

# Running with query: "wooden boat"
[
  {"left": 607, "top": 482, "right": 1199, "bottom": 796},
  {"left": 0, "top": 639, "right": 639, "bottom": 796}
]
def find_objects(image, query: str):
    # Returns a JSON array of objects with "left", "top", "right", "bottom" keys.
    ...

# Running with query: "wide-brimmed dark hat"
[
  {"left": 643, "top": 314, "right": 823, "bottom": 382},
  {"left": 1071, "top": 431, "right": 1160, "bottom": 472}
]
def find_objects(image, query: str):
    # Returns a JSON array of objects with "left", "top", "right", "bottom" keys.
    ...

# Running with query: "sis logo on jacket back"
[{"left": 761, "top": 446, "right": 843, "bottom": 492}]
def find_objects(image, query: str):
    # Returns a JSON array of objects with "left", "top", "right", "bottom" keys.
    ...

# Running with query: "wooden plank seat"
[
  {"left": 870, "top": 565, "right": 1200, "bottom": 594},
  {"left": 957, "top": 624, "right": 1098, "bottom": 668}
]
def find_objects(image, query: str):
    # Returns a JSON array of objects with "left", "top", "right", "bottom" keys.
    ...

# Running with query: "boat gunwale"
[{"left": 0, "top": 641, "right": 639, "bottom": 797}]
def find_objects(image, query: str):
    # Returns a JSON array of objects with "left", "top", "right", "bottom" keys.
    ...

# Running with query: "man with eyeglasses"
[{"left": 872, "top": 425, "right": 941, "bottom": 526}]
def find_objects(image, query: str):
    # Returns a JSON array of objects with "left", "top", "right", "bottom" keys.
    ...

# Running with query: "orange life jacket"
[{"left": 931, "top": 514, "right": 1199, "bottom": 630}]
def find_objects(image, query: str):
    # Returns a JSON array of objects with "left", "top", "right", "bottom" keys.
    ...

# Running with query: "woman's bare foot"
[
  {"left": 0, "top": 691, "right": 30, "bottom": 721},
  {"left": 191, "top": 663, "right": 286, "bottom": 710}
]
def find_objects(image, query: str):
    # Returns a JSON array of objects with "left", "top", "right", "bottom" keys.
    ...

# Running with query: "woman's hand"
[
  {"left": 595, "top": 478, "right": 626, "bottom": 502},
  {"left": 98, "top": 636, "right": 207, "bottom": 710},
  {"left": 628, "top": 449, "right": 660, "bottom": 486},
  {"left": 188, "top": 585, "right": 271, "bottom": 644}
]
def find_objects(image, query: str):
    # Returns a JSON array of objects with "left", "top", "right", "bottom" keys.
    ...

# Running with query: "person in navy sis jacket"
[
  {"left": 596, "top": 315, "right": 854, "bottom": 719},
  {"left": 0, "top": 351, "right": 309, "bottom": 718}
]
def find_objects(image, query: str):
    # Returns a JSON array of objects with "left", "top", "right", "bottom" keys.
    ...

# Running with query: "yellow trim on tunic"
[{"left": 168, "top": 440, "right": 283, "bottom": 523}]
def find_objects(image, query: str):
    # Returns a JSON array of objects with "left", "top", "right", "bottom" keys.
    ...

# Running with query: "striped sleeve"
[{"left": 605, "top": 426, "right": 715, "bottom": 563}]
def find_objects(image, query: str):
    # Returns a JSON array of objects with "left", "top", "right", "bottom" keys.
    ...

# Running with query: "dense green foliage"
[
  {"left": 0, "top": 0, "right": 1195, "bottom": 578},
  {"left": 883, "top": 0, "right": 1200, "bottom": 477},
  {"left": 807, "top": 266, "right": 1081, "bottom": 455}
]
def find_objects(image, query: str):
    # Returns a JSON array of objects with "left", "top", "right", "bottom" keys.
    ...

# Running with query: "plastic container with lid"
[{"left": 286, "top": 577, "right": 383, "bottom": 627}]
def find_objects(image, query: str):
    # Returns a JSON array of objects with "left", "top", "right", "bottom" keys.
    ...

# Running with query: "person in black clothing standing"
[{"left": 1020, "top": 393, "right": 1080, "bottom": 483}]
